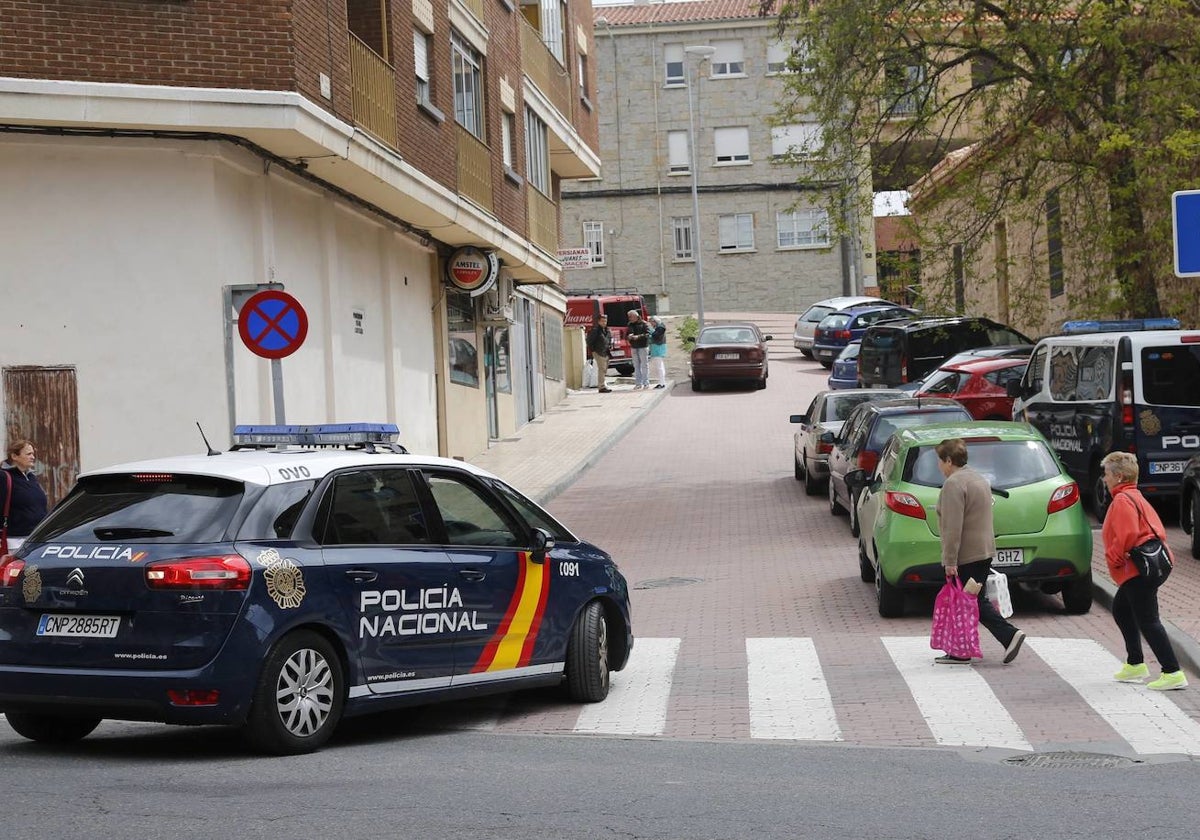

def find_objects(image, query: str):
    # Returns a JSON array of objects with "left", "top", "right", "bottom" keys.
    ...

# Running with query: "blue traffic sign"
[{"left": 1172, "top": 190, "right": 1200, "bottom": 277}]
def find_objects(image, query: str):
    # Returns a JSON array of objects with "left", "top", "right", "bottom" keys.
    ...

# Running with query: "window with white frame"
[
  {"left": 771, "top": 124, "right": 823, "bottom": 159},
  {"left": 766, "top": 41, "right": 792, "bottom": 74},
  {"left": 414, "top": 30, "right": 432, "bottom": 104},
  {"left": 718, "top": 213, "right": 755, "bottom": 251},
  {"left": 711, "top": 40, "right": 744, "bottom": 77},
  {"left": 578, "top": 52, "right": 590, "bottom": 101},
  {"left": 672, "top": 216, "right": 694, "bottom": 260},
  {"left": 540, "top": 0, "right": 567, "bottom": 63},
  {"left": 664, "top": 44, "right": 684, "bottom": 86},
  {"left": 777, "top": 209, "right": 830, "bottom": 248},
  {"left": 501, "top": 111, "right": 516, "bottom": 169},
  {"left": 452, "top": 32, "right": 484, "bottom": 139},
  {"left": 583, "top": 221, "right": 605, "bottom": 265},
  {"left": 524, "top": 107, "right": 550, "bottom": 194},
  {"left": 714, "top": 126, "right": 750, "bottom": 164},
  {"left": 668, "top": 130, "right": 690, "bottom": 174}
]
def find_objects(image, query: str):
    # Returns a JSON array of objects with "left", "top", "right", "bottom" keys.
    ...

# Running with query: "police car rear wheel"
[
  {"left": 245, "top": 630, "right": 345, "bottom": 755},
  {"left": 5, "top": 712, "right": 101, "bottom": 744},
  {"left": 566, "top": 601, "right": 610, "bottom": 702}
]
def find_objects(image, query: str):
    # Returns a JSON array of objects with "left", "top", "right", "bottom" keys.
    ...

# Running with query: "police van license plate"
[
  {"left": 1149, "top": 460, "right": 1186, "bottom": 475},
  {"left": 994, "top": 549, "right": 1024, "bottom": 568},
  {"left": 716, "top": 353, "right": 739, "bottom": 360},
  {"left": 37, "top": 614, "right": 121, "bottom": 638}
]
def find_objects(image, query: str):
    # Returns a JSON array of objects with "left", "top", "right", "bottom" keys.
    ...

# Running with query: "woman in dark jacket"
[{"left": 1, "top": 439, "right": 49, "bottom": 541}]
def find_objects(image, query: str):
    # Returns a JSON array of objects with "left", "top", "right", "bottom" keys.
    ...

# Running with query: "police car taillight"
[
  {"left": 1047, "top": 482, "right": 1080, "bottom": 514},
  {"left": 0, "top": 556, "right": 24, "bottom": 587},
  {"left": 1120, "top": 371, "right": 1135, "bottom": 426},
  {"left": 146, "top": 555, "right": 251, "bottom": 590}
]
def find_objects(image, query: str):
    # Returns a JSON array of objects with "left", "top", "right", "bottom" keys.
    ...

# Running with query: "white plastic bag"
[
  {"left": 986, "top": 570, "right": 1013, "bottom": 619},
  {"left": 582, "top": 358, "right": 598, "bottom": 388}
]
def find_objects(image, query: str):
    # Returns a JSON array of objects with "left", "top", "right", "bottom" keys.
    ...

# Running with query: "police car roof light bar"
[
  {"left": 231, "top": 423, "right": 406, "bottom": 452},
  {"left": 1059, "top": 317, "right": 1181, "bottom": 335}
]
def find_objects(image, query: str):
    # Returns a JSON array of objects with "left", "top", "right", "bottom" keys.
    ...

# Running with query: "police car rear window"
[
  {"left": 906, "top": 440, "right": 1061, "bottom": 489},
  {"left": 34, "top": 474, "right": 244, "bottom": 544},
  {"left": 1140, "top": 346, "right": 1200, "bottom": 407}
]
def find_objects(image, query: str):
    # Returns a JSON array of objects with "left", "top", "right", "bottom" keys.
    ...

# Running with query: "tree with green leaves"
[{"left": 771, "top": 0, "right": 1200, "bottom": 325}]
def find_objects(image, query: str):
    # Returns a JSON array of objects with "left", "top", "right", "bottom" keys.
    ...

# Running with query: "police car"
[
  {"left": 0, "top": 424, "right": 633, "bottom": 755},
  {"left": 1008, "top": 319, "right": 1200, "bottom": 517}
]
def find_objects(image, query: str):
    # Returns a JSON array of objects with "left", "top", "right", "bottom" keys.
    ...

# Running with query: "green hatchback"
[{"left": 848, "top": 422, "right": 1093, "bottom": 618}]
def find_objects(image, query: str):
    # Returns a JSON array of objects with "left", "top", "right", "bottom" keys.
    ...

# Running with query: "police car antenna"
[{"left": 196, "top": 422, "right": 221, "bottom": 457}]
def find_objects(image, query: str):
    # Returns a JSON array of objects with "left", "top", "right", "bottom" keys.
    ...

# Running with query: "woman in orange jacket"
[{"left": 1100, "top": 451, "right": 1187, "bottom": 690}]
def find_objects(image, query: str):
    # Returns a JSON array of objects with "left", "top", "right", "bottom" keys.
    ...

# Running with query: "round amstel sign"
[{"left": 446, "top": 246, "right": 499, "bottom": 295}]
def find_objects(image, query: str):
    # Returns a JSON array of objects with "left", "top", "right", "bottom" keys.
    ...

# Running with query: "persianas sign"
[{"left": 446, "top": 246, "right": 500, "bottom": 296}]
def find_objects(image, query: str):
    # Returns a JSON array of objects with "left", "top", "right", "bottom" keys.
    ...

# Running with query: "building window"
[
  {"left": 537, "top": 0, "right": 567, "bottom": 63},
  {"left": 1047, "top": 188, "right": 1064, "bottom": 298},
  {"left": 541, "top": 310, "right": 564, "bottom": 381},
  {"left": 672, "top": 216, "right": 694, "bottom": 260},
  {"left": 711, "top": 40, "right": 745, "bottom": 77},
  {"left": 668, "top": 130, "right": 690, "bottom": 174},
  {"left": 718, "top": 213, "right": 755, "bottom": 252},
  {"left": 771, "top": 124, "right": 822, "bottom": 160},
  {"left": 777, "top": 209, "right": 830, "bottom": 248},
  {"left": 452, "top": 32, "right": 484, "bottom": 139},
  {"left": 501, "top": 112, "right": 516, "bottom": 169},
  {"left": 714, "top": 126, "right": 750, "bottom": 164},
  {"left": 766, "top": 41, "right": 792, "bottom": 74},
  {"left": 583, "top": 221, "right": 605, "bottom": 265},
  {"left": 447, "top": 291, "right": 479, "bottom": 389},
  {"left": 952, "top": 244, "right": 965, "bottom": 313},
  {"left": 578, "top": 52, "right": 590, "bottom": 101},
  {"left": 414, "top": 30, "right": 432, "bottom": 104},
  {"left": 885, "top": 53, "right": 926, "bottom": 116},
  {"left": 664, "top": 44, "right": 684, "bottom": 86},
  {"left": 525, "top": 107, "right": 550, "bottom": 195}
]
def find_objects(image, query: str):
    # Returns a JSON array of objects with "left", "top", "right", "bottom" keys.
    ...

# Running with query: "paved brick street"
[{"left": 463, "top": 313, "right": 1200, "bottom": 758}]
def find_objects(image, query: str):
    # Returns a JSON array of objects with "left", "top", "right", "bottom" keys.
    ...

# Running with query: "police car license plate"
[
  {"left": 993, "top": 549, "right": 1024, "bottom": 568},
  {"left": 1149, "top": 460, "right": 1186, "bottom": 475},
  {"left": 716, "top": 353, "right": 739, "bottom": 360},
  {"left": 37, "top": 614, "right": 121, "bottom": 639}
]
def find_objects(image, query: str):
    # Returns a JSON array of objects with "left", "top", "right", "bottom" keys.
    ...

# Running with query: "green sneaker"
[
  {"left": 1148, "top": 671, "right": 1188, "bottom": 691},
  {"left": 1113, "top": 663, "right": 1150, "bottom": 683}
]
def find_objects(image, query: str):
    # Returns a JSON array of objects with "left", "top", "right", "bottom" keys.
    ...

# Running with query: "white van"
[{"left": 1008, "top": 324, "right": 1200, "bottom": 517}]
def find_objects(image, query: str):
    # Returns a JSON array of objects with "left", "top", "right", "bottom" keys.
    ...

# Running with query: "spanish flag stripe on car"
[{"left": 471, "top": 552, "right": 550, "bottom": 672}]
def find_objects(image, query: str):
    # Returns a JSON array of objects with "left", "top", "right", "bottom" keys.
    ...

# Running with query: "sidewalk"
[{"left": 468, "top": 355, "right": 1200, "bottom": 683}]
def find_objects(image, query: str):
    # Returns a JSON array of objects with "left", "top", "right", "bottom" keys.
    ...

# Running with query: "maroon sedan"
[
  {"left": 914, "top": 356, "right": 1029, "bottom": 420},
  {"left": 689, "top": 322, "right": 772, "bottom": 391}
]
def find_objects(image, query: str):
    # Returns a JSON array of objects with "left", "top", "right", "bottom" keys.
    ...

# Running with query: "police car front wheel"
[
  {"left": 566, "top": 601, "right": 610, "bottom": 703},
  {"left": 244, "top": 630, "right": 345, "bottom": 755},
  {"left": 5, "top": 712, "right": 102, "bottom": 744}
]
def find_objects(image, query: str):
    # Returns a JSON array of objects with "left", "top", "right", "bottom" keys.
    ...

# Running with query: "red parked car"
[{"left": 914, "top": 356, "right": 1030, "bottom": 420}]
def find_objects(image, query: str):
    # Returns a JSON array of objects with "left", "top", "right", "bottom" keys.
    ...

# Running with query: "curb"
[
  {"left": 1091, "top": 575, "right": 1200, "bottom": 677},
  {"left": 532, "top": 382, "right": 673, "bottom": 505}
]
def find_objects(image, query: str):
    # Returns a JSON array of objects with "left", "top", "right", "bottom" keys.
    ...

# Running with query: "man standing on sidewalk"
[
  {"left": 586, "top": 314, "right": 612, "bottom": 393},
  {"left": 627, "top": 310, "right": 650, "bottom": 390}
]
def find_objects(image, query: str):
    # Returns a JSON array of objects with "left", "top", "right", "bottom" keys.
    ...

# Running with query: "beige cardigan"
[{"left": 936, "top": 466, "right": 996, "bottom": 567}]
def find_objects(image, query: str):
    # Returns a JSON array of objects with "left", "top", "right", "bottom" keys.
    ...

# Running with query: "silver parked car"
[
  {"left": 792, "top": 296, "right": 890, "bottom": 357},
  {"left": 790, "top": 388, "right": 904, "bottom": 495}
]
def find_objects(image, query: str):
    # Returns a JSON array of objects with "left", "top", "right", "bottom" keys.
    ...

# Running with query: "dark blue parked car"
[
  {"left": 828, "top": 341, "right": 862, "bottom": 390},
  {"left": 812, "top": 305, "right": 916, "bottom": 368}
]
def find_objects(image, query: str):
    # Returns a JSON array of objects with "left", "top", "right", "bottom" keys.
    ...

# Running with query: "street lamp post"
[{"left": 684, "top": 45, "right": 715, "bottom": 328}]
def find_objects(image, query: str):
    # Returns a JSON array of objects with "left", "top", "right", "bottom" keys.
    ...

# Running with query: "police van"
[
  {"left": 1008, "top": 320, "right": 1200, "bottom": 517},
  {"left": 0, "top": 423, "right": 633, "bottom": 755}
]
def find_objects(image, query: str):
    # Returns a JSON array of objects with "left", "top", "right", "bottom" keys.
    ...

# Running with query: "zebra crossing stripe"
[
  {"left": 574, "top": 637, "right": 680, "bottom": 736},
  {"left": 746, "top": 638, "right": 841, "bottom": 741},
  {"left": 883, "top": 636, "right": 1032, "bottom": 751},
  {"left": 1026, "top": 637, "right": 1200, "bottom": 756}
]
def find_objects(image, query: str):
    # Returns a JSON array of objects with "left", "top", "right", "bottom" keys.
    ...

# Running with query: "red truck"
[{"left": 564, "top": 290, "right": 649, "bottom": 376}]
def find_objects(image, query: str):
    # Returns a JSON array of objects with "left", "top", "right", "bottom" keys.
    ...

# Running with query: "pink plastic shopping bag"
[{"left": 930, "top": 578, "right": 982, "bottom": 659}]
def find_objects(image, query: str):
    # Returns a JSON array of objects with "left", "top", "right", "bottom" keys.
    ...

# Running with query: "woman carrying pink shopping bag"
[{"left": 931, "top": 438, "right": 1026, "bottom": 665}]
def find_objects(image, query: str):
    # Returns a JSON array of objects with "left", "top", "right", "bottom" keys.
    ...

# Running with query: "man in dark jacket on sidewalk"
[{"left": 586, "top": 314, "right": 612, "bottom": 393}]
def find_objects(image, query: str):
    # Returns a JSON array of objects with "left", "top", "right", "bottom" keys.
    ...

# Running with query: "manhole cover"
[
  {"left": 633, "top": 576, "right": 702, "bottom": 590},
  {"left": 1004, "top": 751, "right": 1139, "bottom": 769}
]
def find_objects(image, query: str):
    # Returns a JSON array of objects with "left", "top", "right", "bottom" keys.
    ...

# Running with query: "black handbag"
[{"left": 1128, "top": 497, "right": 1173, "bottom": 581}]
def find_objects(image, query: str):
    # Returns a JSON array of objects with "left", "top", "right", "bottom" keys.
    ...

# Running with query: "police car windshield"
[
  {"left": 33, "top": 474, "right": 244, "bottom": 544},
  {"left": 906, "top": 441, "right": 1061, "bottom": 489}
]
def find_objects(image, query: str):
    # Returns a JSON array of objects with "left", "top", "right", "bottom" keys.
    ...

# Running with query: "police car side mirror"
[{"left": 531, "top": 528, "right": 555, "bottom": 564}]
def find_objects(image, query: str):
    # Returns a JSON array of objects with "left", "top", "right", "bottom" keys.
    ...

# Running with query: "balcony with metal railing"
[
  {"left": 519, "top": 19, "right": 573, "bottom": 123},
  {"left": 456, "top": 124, "right": 494, "bottom": 212},
  {"left": 526, "top": 186, "right": 557, "bottom": 254},
  {"left": 348, "top": 33, "right": 397, "bottom": 147}
]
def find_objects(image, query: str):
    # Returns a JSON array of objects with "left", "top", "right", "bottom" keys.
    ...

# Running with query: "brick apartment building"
[{"left": 0, "top": 0, "right": 600, "bottom": 496}]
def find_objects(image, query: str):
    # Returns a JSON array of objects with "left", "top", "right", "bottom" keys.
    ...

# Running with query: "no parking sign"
[{"left": 238, "top": 290, "right": 309, "bottom": 359}]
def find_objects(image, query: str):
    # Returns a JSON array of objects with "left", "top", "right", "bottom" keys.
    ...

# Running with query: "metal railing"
[
  {"left": 519, "top": 19, "right": 573, "bottom": 122},
  {"left": 456, "top": 124, "right": 494, "bottom": 211},
  {"left": 526, "top": 186, "right": 557, "bottom": 253},
  {"left": 348, "top": 33, "right": 398, "bottom": 146},
  {"left": 459, "top": 0, "right": 486, "bottom": 21}
]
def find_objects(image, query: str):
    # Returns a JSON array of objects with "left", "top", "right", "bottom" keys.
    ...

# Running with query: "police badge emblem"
[{"left": 256, "top": 548, "right": 306, "bottom": 609}]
